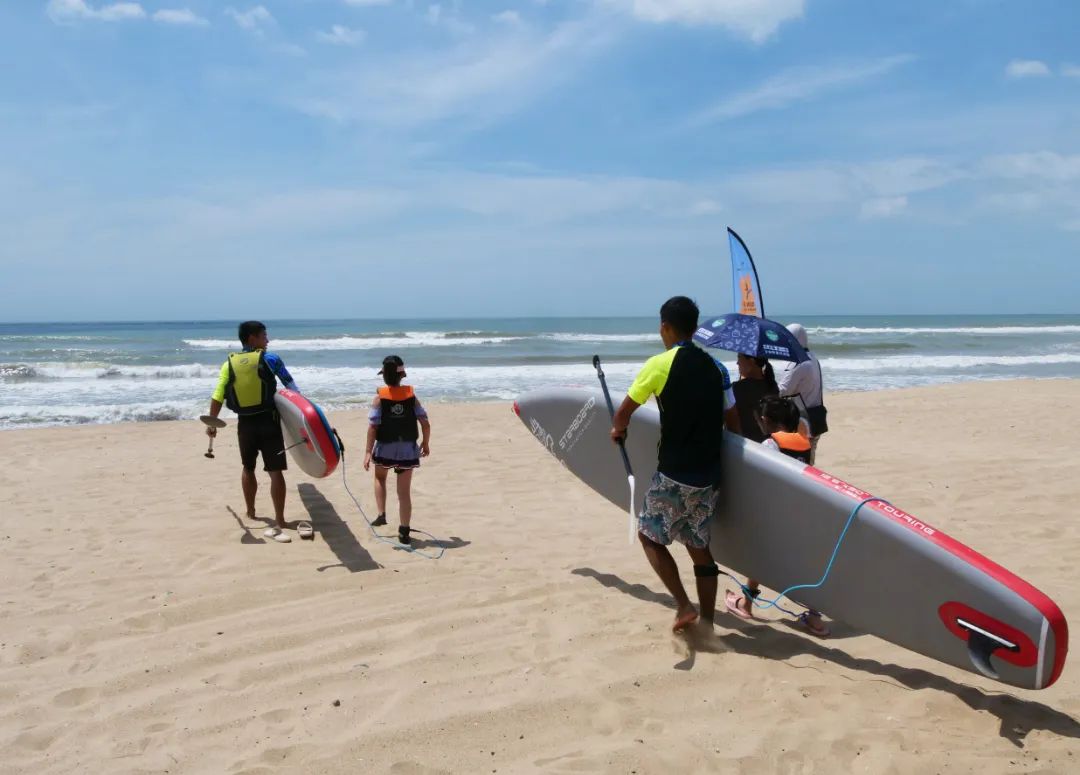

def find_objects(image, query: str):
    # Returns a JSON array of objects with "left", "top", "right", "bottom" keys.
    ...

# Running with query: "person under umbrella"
[{"left": 776, "top": 323, "right": 828, "bottom": 465}]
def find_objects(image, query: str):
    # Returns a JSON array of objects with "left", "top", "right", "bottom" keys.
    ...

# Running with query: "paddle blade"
[{"left": 627, "top": 474, "right": 636, "bottom": 545}]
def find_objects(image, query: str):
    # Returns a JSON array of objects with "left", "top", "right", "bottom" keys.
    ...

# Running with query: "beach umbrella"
[{"left": 693, "top": 313, "right": 810, "bottom": 364}]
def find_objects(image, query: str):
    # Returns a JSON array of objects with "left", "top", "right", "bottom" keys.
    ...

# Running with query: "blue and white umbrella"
[{"left": 693, "top": 313, "right": 810, "bottom": 364}]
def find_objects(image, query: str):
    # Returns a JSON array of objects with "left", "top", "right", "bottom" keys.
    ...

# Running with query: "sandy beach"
[{"left": 1, "top": 379, "right": 1078, "bottom": 774}]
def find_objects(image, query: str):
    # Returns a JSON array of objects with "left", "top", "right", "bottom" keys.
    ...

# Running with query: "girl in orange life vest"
[
  {"left": 724, "top": 396, "right": 830, "bottom": 637},
  {"left": 363, "top": 355, "right": 432, "bottom": 545}
]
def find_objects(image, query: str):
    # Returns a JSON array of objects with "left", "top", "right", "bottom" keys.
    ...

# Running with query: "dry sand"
[{"left": 1, "top": 379, "right": 1078, "bottom": 774}]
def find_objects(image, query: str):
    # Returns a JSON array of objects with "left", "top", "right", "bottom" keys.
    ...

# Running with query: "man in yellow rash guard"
[
  {"left": 610, "top": 296, "right": 729, "bottom": 632},
  {"left": 206, "top": 321, "right": 300, "bottom": 543}
]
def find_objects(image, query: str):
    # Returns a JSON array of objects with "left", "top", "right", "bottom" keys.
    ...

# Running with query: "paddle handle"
[{"left": 593, "top": 355, "right": 636, "bottom": 545}]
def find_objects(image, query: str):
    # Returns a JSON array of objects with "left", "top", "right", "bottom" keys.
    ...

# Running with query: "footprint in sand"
[
  {"left": 66, "top": 653, "right": 100, "bottom": 675},
  {"left": 388, "top": 761, "right": 449, "bottom": 775},
  {"left": 53, "top": 686, "right": 99, "bottom": 707},
  {"left": 259, "top": 708, "right": 294, "bottom": 724}
]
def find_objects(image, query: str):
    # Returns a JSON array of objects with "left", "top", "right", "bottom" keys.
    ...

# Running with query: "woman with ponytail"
[{"left": 732, "top": 353, "right": 778, "bottom": 443}]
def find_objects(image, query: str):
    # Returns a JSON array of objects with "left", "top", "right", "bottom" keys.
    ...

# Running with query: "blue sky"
[{"left": 1, "top": 0, "right": 1079, "bottom": 321}]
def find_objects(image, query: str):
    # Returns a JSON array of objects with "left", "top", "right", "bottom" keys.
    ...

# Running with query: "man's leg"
[
  {"left": 269, "top": 471, "right": 286, "bottom": 529},
  {"left": 638, "top": 532, "right": 696, "bottom": 631},
  {"left": 395, "top": 469, "right": 413, "bottom": 527},
  {"left": 686, "top": 546, "right": 719, "bottom": 625},
  {"left": 242, "top": 468, "right": 258, "bottom": 518}
]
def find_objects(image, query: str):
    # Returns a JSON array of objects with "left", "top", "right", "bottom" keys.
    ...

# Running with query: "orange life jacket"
[{"left": 771, "top": 431, "right": 811, "bottom": 464}]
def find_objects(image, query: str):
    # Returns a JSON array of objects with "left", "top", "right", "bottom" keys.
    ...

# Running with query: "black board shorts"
[{"left": 237, "top": 411, "right": 287, "bottom": 472}]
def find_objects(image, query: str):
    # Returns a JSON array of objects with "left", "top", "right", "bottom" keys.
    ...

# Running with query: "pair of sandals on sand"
[
  {"left": 262, "top": 522, "right": 314, "bottom": 544},
  {"left": 724, "top": 588, "right": 831, "bottom": 638}
]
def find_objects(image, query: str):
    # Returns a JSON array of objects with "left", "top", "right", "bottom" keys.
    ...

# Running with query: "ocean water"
[{"left": 2, "top": 315, "right": 1079, "bottom": 429}]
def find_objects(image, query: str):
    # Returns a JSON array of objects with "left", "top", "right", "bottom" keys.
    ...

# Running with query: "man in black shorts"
[{"left": 206, "top": 321, "right": 301, "bottom": 543}]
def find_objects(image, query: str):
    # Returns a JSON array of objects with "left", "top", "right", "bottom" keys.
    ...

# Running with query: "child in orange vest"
[
  {"left": 363, "top": 355, "right": 431, "bottom": 545},
  {"left": 724, "top": 396, "right": 829, "bottom": 636}
]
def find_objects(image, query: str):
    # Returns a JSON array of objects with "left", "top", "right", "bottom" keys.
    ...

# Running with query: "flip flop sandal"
[
  {"left": 263, "top": 527, "right": 292, "bottom": 543},
  {"left": 297, "top": 522, "right": 314, "bottom": 540},
  {"left": 724, "top": 590, "right": 754, "bottom": 620}
]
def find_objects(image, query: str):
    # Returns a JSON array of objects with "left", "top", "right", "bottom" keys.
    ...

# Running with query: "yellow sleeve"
[
  {"left": 627, "top": 352, "right": 671, "bottom": 405},
  {"left": 211, "top": 361, "right": 230, "bottom": 403}
]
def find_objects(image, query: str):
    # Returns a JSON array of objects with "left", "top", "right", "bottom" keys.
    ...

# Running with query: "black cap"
[{"left": 377, "top": 355, "right": 405, "bottom": 375}]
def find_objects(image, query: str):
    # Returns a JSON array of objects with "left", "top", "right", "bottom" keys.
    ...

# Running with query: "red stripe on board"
[
  {"left": 279, "top": 389, "right": 338, "bottom": 478},
  {"left": 803, "top": 467, "right": 1068, "bottom": 687}
]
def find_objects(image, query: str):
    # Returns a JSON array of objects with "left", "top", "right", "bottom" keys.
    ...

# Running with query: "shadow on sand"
[
  {"left": 571, "top": 566, "right": 1080, "bottom": 748},
  {"left": 297, "top": 483, "right": 381, "bottom": 572},
  {"left": 226, "top": 506, "right": 266, "bottom": 545}
]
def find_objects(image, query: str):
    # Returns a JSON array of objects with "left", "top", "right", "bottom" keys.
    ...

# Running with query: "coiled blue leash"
[{"left": 725, "top": 496, "right": 890, "bottom": 619}]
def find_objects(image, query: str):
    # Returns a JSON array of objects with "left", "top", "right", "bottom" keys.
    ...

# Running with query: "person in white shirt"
[{"left": 776, "top": 323, "right": 827, "bottom": 464}]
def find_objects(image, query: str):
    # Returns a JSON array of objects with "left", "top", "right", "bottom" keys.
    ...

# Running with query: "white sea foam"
[
  {"left": 181, "top": 331, "right": 664, "bottom": 350},
  {"left": 182, "top": 333, "right": 528, "bottom": 350},
  {"left": 819, "top": 352, "right": 1080, "bottom": 371},
  {"left": 812, "top": 325, "right": 1080, "bottom": 336},
  {"left": 540, "top": 333, "right": 658, "bottom": 343}
]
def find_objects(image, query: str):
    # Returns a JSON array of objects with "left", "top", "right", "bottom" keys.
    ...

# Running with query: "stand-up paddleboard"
[
  {"left": 275, "top": 389, "right": 341, "bottom": 478},
  {"left": 514, "top": 387, "right": 1068, "bottom": 690}
]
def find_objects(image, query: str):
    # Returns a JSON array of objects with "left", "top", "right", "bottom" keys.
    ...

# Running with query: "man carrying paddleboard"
[
  {"left": 609, "top": 296, "right": 729, "bottom": 632},
  {"left": 206, "top": 321, "right": 301, "bottom": 544}
]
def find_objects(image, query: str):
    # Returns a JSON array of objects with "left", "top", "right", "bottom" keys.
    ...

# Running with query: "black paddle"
[{"left": 593, "top": 355, "right": 636, "bottom": 545}]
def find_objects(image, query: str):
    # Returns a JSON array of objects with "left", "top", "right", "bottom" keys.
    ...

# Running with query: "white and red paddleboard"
[{"left": 275, "top": 388, "right": 340, "bottom": 478}]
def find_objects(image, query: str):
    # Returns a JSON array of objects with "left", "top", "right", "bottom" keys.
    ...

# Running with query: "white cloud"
[
  {"left": 1005, "top": 59, "right": 1050, "bottom": 79},
  {"left": 290, "top": 16, "right": 614, "bottom": 130},
  {"left": 318, "top": 25, "right": 366, "bottom": 46},
  {"left": 980, "top": 152, "right": 1080, "bottom": 182},
  {"left": 47, "top": 0, "right": 146, "bottom": 22},
  {"left": 493, "top": 10, "right": 522, "bottom": 26},
  {"left": 226, "top": 5, "right": 274, "bottom": 32},
  {"left": 605, "top": 0, "right": 805, "bottom": 43},
  {"left": 688, "top": 199, "right": 724, "bottom": 216},
  {"left": 153, "top": 8, "right": 209, "bottom": 26},
  {"left": 273, "top": 42, "right": 308, "bottom": 57},
  {"left": 861, "top": 196, "right": 907, "bottom": 219},
  {"left": 1062, "top": 64, "right": 1080, "bottom": 79},
  {"left": 688, "top": 55, "right": 913, "bottom": 126}
]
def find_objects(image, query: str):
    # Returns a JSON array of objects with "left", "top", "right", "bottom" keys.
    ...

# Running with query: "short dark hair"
[
  {"left": 659, "top": 296, "right": 699, "bottom": 338},
  {"left": 757, "top": 396, "right": 801, "bottom": 432},
  {"left": 378, "top": 354, "right": 406, "bottom": 386},
  {"left": 238, "top": 321, "right": 266, "bottom": 346}
]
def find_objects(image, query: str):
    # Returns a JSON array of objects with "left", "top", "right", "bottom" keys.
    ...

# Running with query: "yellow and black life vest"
[{"left": 224, "top": 351, "right": 277, "bottom": 416}]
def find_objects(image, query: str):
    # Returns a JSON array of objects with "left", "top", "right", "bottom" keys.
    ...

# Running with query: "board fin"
[{"left": 957, "top": 617, "right": 1020, "bottom": 679}]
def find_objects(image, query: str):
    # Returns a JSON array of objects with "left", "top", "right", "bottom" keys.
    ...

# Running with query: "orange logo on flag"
[{"left": 739, "top": 275, "right": 759, "bottom": 316}]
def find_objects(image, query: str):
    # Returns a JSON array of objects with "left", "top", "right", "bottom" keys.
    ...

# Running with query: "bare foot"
[{"left": 672, "top": 605, "right": 699, "bottom": 633}]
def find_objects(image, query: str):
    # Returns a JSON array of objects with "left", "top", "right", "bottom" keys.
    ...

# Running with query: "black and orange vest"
[
  {"left": 771, "top": 431, "right": 812, "bottom": 464},
  {"left": 376, "top": 386, "right": 419, "bottom": 443}
]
